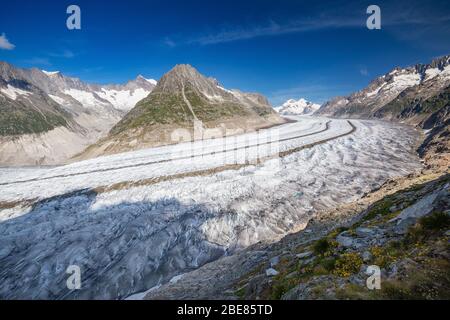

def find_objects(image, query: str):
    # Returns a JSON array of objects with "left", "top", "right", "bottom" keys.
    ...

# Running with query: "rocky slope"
[
  {"left": 231, "top": 172, "right": 449, "bottom": 300},
  {"left": 0, "top": 62, "right": 155, "bottom": 165},
  {"left": 275, "top": 98, "right": 320, "bottom": 115},
  {"left": 316, "top": 55, "right": 450, "bottom": 123},
  {"left": 77, "top": 64, "right": 284, "bottom": 159}
]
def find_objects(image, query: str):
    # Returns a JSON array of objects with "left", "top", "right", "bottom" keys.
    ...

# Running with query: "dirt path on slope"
[{"left": 181, "top": 84, "right": 198, "bottom": 121}]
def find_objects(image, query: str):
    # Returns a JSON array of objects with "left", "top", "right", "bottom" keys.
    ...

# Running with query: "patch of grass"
[
  {"left": 0, "top": 100, "right": 68, "bottom": 136},
  {"left": 335, "top": 283, "right": 375, "bottom": 300},
  {"left": 327, "top": 227, "right": 348, "bottom": 239},
  {"left": 405, "top": 211, "right": 450, "bottom": 245},
  {"left": 420, "top": 211, "right": 450, "bottom": 231},
  {"left": 321, "top": 257, "right": 337, "bottom": 272},
  {"left": 363, "top": 198, "right": 395, "bottom": 222},
  {"left": 309, "top": 283, "right": 330, "bottom": 299},
  {"left": 235, "top": 286, "right": 246, "bottom": 300},
  {"left": 269, "top": 276, "right": 299, "bottom": 300},
  {"left": 380, "top": 258, "right": 450, "bottom": 300}
]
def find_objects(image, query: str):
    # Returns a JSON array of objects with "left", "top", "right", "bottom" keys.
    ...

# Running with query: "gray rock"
[
  {"left": 349, "top": 275, "right": 365, "bottom": 286},
  {"left": 390, "top": 188, "right": 444, "bottom": 225},
  {"left": 336, "top": 234, "right": 354, "bottom": 247},
  {"left": 296, "top": 251, "right": 313, "bottom": 259},
  {"left": 394, "top": 217, "right": 417, "bottom": 235},
  {"left": 387, "top": 264, "right": 399, "bottom": 278},
  {"left": 265, "top": 268, "right": 279, "bottom": 277},
  {"left": 299, "top": 256, "right": 316, "bottom": 266},
  {"left": 355, "top": 227, "right": 376, "bottom": 238},
  {"left": 389, "top": 205, "right": 398, "bottom": 213},
  {"left": 286, "top": 271, "right": 299, "bottom": 279},
  {"left": 362, "top": 251, "right": 373, "bottom": 262},
  {"left": 270, "top": 256, "right": 280, "bottom": 267},
  {"left": 352, "top": 240, "right": 367, "bottom": 249},
  {"left": 245, "top": 274, "right": 267, "bottom": 298}
]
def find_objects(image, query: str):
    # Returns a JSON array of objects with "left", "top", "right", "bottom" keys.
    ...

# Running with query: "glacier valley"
[{"left": 0, "top": 116, "right": 422, "bottom": 299}]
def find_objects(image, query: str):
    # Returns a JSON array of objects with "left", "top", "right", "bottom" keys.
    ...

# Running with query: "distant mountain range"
[
  {"left": 274, "top": 98, "right": 320, "bottom": 115},
  {"left": 0, "top": 62, "right": 156, "bottom": 165},
  {"left": 317, "top": 55, "right": 450, "bottom": 123},
  {"left": 1, "top": 55, "right": 448, "bottom": 166},
  {"left": 77, "top": 64, "right": 284, "bottom": 159},
  {"left": 316, "top": 54, "right": 450, "bottom": 168}
]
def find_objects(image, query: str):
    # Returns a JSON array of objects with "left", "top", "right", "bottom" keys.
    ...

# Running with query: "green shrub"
[
  {"left": 313, "top": 238, "right": 331, "bottom": 255},
  {"left": 405, "top": 211, "right": 450, "bottom": 244},
  {"left": 320, "top": 257, "right": 337, "bottom": 272},
  {"left": 419, "top": 211, "right": 450, "bottom": 231}
]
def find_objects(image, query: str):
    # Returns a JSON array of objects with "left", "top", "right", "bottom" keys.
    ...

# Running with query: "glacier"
[{"left": 0, "top": 116, "right": 422, "bottom": 299}]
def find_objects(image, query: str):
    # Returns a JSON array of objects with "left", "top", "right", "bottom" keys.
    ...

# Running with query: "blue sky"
[{"left": 1, "top": 0, "right": 450, "bottom": 105}]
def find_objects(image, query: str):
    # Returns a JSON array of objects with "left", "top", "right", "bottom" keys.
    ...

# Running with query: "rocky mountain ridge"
[
  {"left": 316, "top": 55, "right": 450, "bottom": 122},
  {"left": 78, "top": 64, "right": 284, "bottom": 159},
  {"left": 316, "top": 55, "right": 450, "bottom": 169},
  {"left": 0, "top": 61, "right": 155, "bottom": 165}
]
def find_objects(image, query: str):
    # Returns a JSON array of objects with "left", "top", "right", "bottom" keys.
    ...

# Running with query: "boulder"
[
  {"left": 336, "top": 234, "right": 355, "bottom": 247},
  {"left": 355, "top": 227, "right": 376, "bottom": 238},
  {"left": 270, "top": 256, "right": 280, "bottom": 267},
  {"left": 265, "top": 268, "right": 279, "bottom": 277},
  {"left": 362, "top": 251, "right": 373, "bottom": 262}
]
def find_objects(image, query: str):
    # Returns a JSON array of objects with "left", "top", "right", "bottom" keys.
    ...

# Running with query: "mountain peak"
[
  {"left": 135, "top": 74, "right": 157, "bottom": 85},
  {"left": 164, "top": 64, "right": 201, "bottom": 80},
  {"left": 155, "top": 64, "right": 215, "bottom": 94},
  {"left": 275, "top": 98, "right": 320, "bottom": 115},
  {"left": 317, "top": 54, "right": 450, "bottom": 118},
  {"left": 171, "top": 64, "right": 196, "bottom": 72},
  {"left": 429, "top": 54, "right": 450, "bottom": 70},
  {"left": 42, "top": 70, "right": 60, "bottom": 76}
]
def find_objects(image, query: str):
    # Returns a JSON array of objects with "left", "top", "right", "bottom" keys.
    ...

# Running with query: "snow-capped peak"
[
  {"left": 275, "top": 98, "right": 321, "bottom": 115},
  {"left": 42, "top": 70, "right": 60, "bottom": 76},
  {"left": 137, "top": 75, "right": 157, "bottom": 85}
]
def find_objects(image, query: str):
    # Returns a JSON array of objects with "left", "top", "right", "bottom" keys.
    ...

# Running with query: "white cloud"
[
  {"left": 163, "top": 37, "right": 176, "bottom": 48},
  {"left": 168, "top": 2, "right": 450, "bottom": 47},
  {"left": 359, "top": 66, "right": 369, "bottom": 76},
  {"left": 188, "top": 17, "right": 363, "bottom": 45},
  {"left": 0, "top": 33, "right": 15, "bottom": 50}
]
